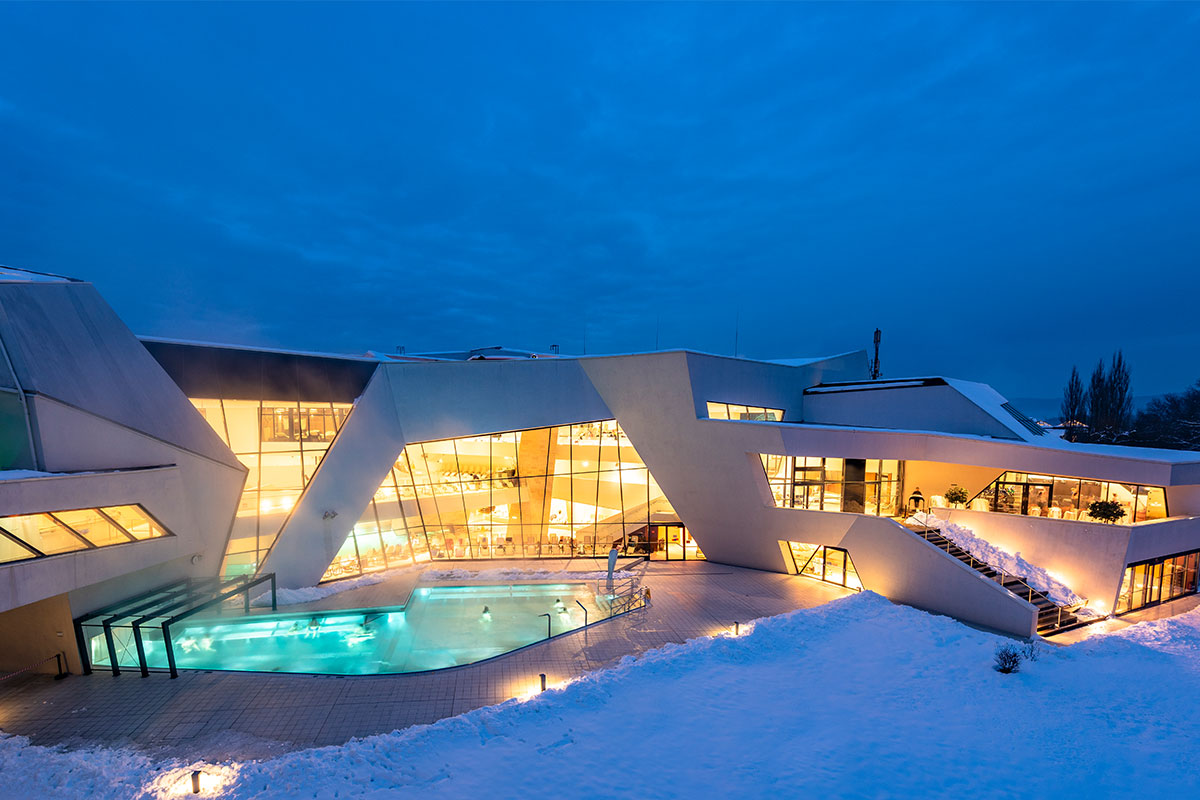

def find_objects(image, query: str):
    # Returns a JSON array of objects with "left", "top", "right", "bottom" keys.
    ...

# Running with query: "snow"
[
  {"left": 908, "top": 512, "right": 1085, "bottom": 607},
  {"left": 421, "top": 566, "right": 637, "bottom": 583},
  {"left": 5, "top": 592, "right": 1200, "bottom": 798},
  {"left": 249, "top": 573, "right": 388, "bottom": 608},
  {"left": 251, "top": 565, "right": 640, "bottom": 608}
]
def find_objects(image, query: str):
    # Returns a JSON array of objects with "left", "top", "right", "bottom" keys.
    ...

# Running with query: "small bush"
[
  {"left": 945, "top": 486, "right": 969, "bottom": 507},
  {"left": 1023, "top": 641, "right": 1041, "bottom": 662},
  {"left": 994, "top": 643, "right": 1023, "bottom": 673},
  {"left": 1088, "top": 500, "right": 1126, "bottom": 524}
]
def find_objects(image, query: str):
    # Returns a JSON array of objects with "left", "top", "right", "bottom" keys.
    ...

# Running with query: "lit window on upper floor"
[
  {"left": 706, "top": 402, "right": 783, "bottom": 421},
  {"left": 760, "top": 455, "right": 904, "bottom": 517},
  {"left": 968, "top": 471, "right": 1167, "bottom": 523},
  {"left": 0, "top": 504, "right": 170, "bottom": 565}
]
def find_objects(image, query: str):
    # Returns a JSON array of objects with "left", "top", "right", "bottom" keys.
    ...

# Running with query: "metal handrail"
[
  {"left": 910, "top": 516, "right": 1073, "bottom": 624},
  {"left": 539, "top": 613, "right": 551, "bottom": 639}
]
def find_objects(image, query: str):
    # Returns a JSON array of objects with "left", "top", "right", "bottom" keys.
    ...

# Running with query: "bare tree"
[{"left": 1060, "top": 366, "right": 1086, "bottom": 441}]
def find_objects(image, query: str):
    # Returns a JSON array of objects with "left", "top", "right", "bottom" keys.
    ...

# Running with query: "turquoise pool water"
[{"left": 88, "top": 583, "right": 604, "bottom": 675}]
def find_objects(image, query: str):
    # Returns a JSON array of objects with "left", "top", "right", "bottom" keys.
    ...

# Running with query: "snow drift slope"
[{"left": 4, "top": 592, "right": 1200, "bottom": 799}]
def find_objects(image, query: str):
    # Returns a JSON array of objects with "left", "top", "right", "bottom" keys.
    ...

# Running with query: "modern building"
[{"left": 2, "top": 265, "right": 1199, "bottom": 676}]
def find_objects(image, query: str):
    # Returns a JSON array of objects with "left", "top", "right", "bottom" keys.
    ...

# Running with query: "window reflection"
[
  {"left": 706, "top": 402, "right": 783, "bottom": 421},
  {"left": 321, "top": 420, "right": 685, "bottom": 581},
  {"left": 761, "top": 456, "right": 903, "bottom": 517},
  {"left": 190, "top": 398, "right": 354, "bottom": 577},
  {"left": 973, "top": 471, "right": 1168, "bottom": 523},
  {"left": 786, "top": 541, "right": 862, "bottom": 590},
  {"left": 0, "top": 504, "right": 167, "bottom": 565},
  {"left": 1116, "top": 550, "right": 1200, "bottom": 614}
]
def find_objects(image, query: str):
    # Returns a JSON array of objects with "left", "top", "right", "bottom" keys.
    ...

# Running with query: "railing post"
[
  {"left": 102, "top": 620, "right": 120, "bottom": 677},
  {"left": 539, "top": 613, "right": 551, "bottom": 640},
  {"left": 162, "top": 622, "right": 178, "bottom": 679},
  {"left": 575, "top": 600, "right": 587, "bottom": 627},
  {"left": 271, "top": 573, "right": 277, "bottom": 612},
  {"left": 54, "top": 652, "right": 68, "bottom": 680},
  {"left": 132, "top": 623, "right": 150, "bottom": 677}
]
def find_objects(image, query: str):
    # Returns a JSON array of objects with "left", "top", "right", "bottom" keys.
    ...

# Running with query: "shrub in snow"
[
  {"left": 1023, "top": 641, "right": 1041, "bottom": 662},
  {"left": 944, "top": 486, "right": 969, "bottom": 508},
  {"left": 1088, "top": 500, "right": 1126, "bottom": 524},
  {"left": 994, "top": 643, "right": 1022, "bottom": 674}
]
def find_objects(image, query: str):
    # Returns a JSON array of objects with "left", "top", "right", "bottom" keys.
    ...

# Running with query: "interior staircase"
[{"left": 904, "top": 522, "right": 1084, "bottom": 636}]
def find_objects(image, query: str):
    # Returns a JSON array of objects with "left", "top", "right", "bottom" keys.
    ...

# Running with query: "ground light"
[{"left": 148, "top": 763, "right": 240, "bottom": 798}]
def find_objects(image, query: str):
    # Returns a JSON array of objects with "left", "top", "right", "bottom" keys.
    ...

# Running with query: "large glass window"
[
  {"left": 972, "top": 471, "right": 1168, "bottom": 523},
  {"left": 706, "top": 402, "right": 783, "bottom": 421},
  {"left": 785, "top": 542, "right": 863, "bottom": 590},
  {"left": 1115, "top": 549, "right": 1200, "bottom": 614},
  {"left": 191, "top": 398, "right": 354, "bottom": 577},
  {"left": 0, "top": 504, "right": 168, "bottom": 565},
  {"left": 761, "top": 456, "right": 904, "bottom": 518},
  {"left": 321, "top": 420, "right": 685, "bottom": 580}
]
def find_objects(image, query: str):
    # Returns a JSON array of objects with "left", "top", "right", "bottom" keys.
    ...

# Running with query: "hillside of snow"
[{"left": 4, "top": 592, "right": 1200, "bottom": 798}]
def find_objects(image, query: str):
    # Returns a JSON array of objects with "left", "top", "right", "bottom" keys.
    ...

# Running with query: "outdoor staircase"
[{"left": 904, "top": 523, "right": 1084, "bottom": 636}]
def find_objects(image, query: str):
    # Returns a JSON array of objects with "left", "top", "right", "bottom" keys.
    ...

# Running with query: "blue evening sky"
[{"left": 1, "top": 2, "right": 1197, "bottom": 400}]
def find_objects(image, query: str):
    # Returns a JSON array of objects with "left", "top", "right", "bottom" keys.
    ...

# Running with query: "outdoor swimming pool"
[{"left": 85, "top": 583, "right": 606, "bottom": 675}]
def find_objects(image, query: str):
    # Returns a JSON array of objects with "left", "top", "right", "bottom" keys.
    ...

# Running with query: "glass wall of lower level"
[
  {"left": 785, "top": 542, "right": 862, "bottom": 590},
  {"left": 761, "top": 456, "right": 903, "bottom": 517},
  {"left": 1115, "top": 550, "right": 1199, "bottom": 614},
  {"left": 321, "top": 420, "right": 681, "bottom": 581}
]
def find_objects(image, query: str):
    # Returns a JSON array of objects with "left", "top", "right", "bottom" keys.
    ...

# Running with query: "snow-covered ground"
[
  {"left": 908, "top": 512, "right": 1085, "bottom": 607},
  {"left": 4, "top": 591, "right": 1200, "bottom": 798}
]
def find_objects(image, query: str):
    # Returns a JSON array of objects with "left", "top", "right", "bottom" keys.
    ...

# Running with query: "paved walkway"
[{"left": 0, "top": 561, "right": 850, "bottom": 760}]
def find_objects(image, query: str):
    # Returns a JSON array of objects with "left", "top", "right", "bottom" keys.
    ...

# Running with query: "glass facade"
[
  {"left": 972, "top": 471, "right": 1167, "bottom": 523},
  {"left": 322, "top": 420, "right": 681, "bottom": 581},
  {"left": 1115, "top": 550, "right": 1200, "bottom": 614},
  {"left": 761, "top": 455, "right": 903, "bottom": 516},
  {"left": 706, "top": 402, "right": 783, "bottom": 421},
  {"left": 0, "top": 504, "right": 168, "bottom": 564},
  {"left": 190, "top": 398, "right": 354, "bottom": 577},
  {"left": 785, "top": 542, "right": 863, "bottom": 590}
]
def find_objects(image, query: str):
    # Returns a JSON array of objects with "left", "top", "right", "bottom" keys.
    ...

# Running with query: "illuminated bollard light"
[
  {"left": 192, "top": 769, "right": 202, "bottom": 794},
  {"left": 539, "top": 673, "right": 547, "bottom": 692}
]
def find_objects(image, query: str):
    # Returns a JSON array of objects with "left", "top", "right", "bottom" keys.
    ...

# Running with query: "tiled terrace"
[{"left": 0, "top": 560, "right": 850, "bottom": 760}]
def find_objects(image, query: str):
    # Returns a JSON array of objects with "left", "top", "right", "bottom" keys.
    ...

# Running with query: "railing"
[
  {"left": 0, "top": 652, "right": 68, "bottom": 683},
  {"left": 594, "top": 570, "right": 646, "bottom": 618},
  {"left": 906, "top": 516, "right": 1076, "bottom": 628},
  {"left": 162, "top": 573, "right": 277, "bottom": 678}
]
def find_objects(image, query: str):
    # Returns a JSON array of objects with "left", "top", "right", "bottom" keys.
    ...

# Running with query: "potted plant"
[
  {"left": 945, "top": 486, "right": 969, "bottom": 509},
  {"left": 1087, "top": 499, "right": 1126, "bottom": 524}
]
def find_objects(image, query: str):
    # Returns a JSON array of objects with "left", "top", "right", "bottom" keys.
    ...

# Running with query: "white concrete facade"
[{"left": 3, "top": 267, "right": 1200, "bottom": 650}]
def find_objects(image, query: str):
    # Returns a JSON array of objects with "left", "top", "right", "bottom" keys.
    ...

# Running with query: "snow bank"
[
  {"left": 908, "top": 512, "right": 1084, "bottom": 607},
  {"left": 250, "top": 564, "right": 640, "bottom": 608},
  {"left": 421, "top": 566, "right": 636, "bottom": 583},
  {"left": 5, "top": 593, "right": 1200, "bottom": 798},
  {"left": 250, "top": 573, "right": 387, "bottom": 608}
]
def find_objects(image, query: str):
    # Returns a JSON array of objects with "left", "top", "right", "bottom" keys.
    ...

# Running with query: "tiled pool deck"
[{"left": 0, "top": 560, "right": 851, "bottom": 760}]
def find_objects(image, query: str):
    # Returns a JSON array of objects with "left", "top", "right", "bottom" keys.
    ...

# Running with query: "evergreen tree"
[{"left": 1087, "top": 359, "right": 1109, "bottom": 436}]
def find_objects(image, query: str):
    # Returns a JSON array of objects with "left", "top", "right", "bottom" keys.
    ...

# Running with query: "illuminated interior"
[
  {"left": 322, "top": 420, "right": 682, "bottom": 581},
  {"left": 970, "top": 471, "right": 1167, "bottom": 523},
  {"left": 1115, "top": 550, "right": 1199, "bottom": 614},
  {"left": 0, "top": 504, "right": 168, "bottom": 564},
  {"left": 191, "top": 398, "right": 354, "bottom": 576},
  {"left": 761, "top": 455, "right": 903, "bottom": 516},
  {"left": 706, "top": 402, "right": 783, "bottom": 421},
  {"left": 784, "top": 541, "right": 863, "bottom": 590}
]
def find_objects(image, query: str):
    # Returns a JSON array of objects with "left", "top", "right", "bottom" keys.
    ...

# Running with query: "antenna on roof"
[
  {"left": 550, "top": 344, "right": 559, "bottom": 355},
  {"left": 869, "top": 329, "right": 882, "bottom": 379}
]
